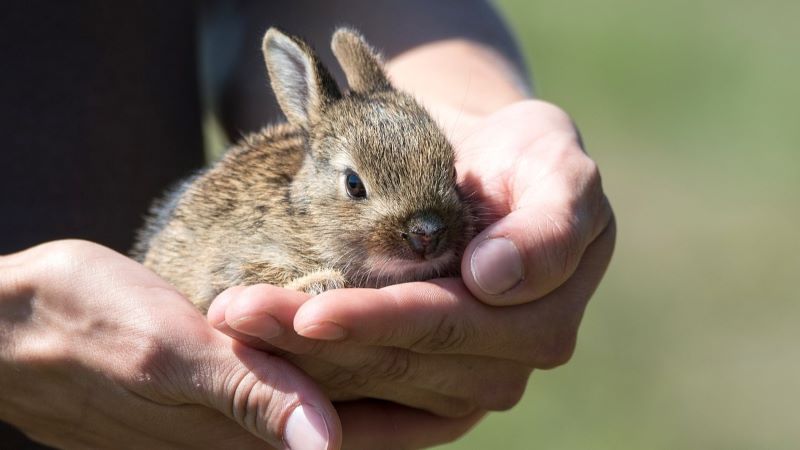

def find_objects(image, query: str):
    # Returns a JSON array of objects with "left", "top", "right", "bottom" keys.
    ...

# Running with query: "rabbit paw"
[{"left": 285, "top": 269, "right": 347, "bottom": 295}]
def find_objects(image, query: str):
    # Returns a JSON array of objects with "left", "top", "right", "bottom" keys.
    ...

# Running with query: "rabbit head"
[{"left": 263, "top": 28, "right": 473, "bottom": 286}]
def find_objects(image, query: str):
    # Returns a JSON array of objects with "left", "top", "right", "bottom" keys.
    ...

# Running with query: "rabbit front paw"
[{"left": 285, "top": 269, "right": 347, "bottom": 295}]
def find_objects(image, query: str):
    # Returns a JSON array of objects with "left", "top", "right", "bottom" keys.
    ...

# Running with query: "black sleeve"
[
  {"left": 0, "top": 0, "right": 205, "bottom": 256},
  {"left": 213, "top": 0, "right": 527, "bottom": 138},
  {"left": 0, "top": 0, "right": 204, "bottom": 445}
]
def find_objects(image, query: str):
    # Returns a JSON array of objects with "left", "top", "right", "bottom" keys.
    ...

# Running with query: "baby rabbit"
[{"left": 133, "top": 27, "right": 474, "bottom": 311}]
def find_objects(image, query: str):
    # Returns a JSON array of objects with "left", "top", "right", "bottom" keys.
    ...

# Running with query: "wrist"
[{"left": 0, "top": 254, "right": 35, "bottom": 425}]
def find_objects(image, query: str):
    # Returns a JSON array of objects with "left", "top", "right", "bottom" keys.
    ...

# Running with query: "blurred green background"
[{"left": 437, "top": 1, "right": 800, "bottom": 449}]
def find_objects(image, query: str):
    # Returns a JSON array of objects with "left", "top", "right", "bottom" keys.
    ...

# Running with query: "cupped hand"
[
  {"left": 209, "top": 99, "right": 614, "bottom": 448},
  {"left": 450, "top": 99, "right": 615, "bottom": 306},
  {"left": 0, "top": 240, "right": 340, "bottom": 450}
]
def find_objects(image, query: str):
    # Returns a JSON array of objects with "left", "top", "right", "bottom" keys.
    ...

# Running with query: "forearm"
[
  {"left": 218, "top": 0, "right": 531, "bottom": 133},
  {"left": 386, "top": 39, "right": 531, "bottom": 131},
  {"left": 318, "top": 0, "right": 534, "bottom": 115}
]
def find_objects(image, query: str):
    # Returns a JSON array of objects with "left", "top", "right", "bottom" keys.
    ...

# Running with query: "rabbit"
[{"left": 132, "top": 27, "right": 474, "bottom": 312}]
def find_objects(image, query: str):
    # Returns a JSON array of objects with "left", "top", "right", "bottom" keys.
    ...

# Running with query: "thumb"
[
  {"left": 462, "top": 193, "right": 612, "bottom": 306},
  {"left": 183, "top": 337, "right": 342, "bottom": 450}
]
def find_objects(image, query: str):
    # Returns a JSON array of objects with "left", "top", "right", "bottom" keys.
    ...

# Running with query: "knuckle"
[
  {"left": 36, "top": 242, "right": 84, "bottom": 276},
  {"left": 295, "top": 337, "right": 330, "bottom": 357},
  {"left": 221, "top": 356, "right": 294, "bottom": 440},
  {"left": 581, "top": 157, "right": 609, "bottom": 216},
  {"left": 478, "top": 367, "right": 531, "bottom": 411},
  {"left": 435, "top": 398, "right": 480, "bottom": 419},
  {"left": 581, "top": 156, "right": 602, "bottom": 191},
  {"left": 540, "top": 213, "right": 584, "bottom": 281},
  {"left": 533, "top": 329, "right": 578, "bottom": 369},
  {"left": 31, "top": 240, "right": 107, "bottom": 283},
  {"left": 574, "top": 155, "right": 613, "bottom": 229},
  {"left": 410, "top": 315, "right": 471, "bottom": 354},
  {"left": 361, "top": 347, "right": 415, "bottom": 384},
  {"left": 320, "top": 365, "right": 373, "bottom": 393},
  {"left": 228, "top": 367, "right": 264, "bottom": 430},
  {"left": 528, "top": 99, "right": 572, "bottom": 124}
]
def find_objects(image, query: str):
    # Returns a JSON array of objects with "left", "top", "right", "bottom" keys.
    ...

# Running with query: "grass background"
[{"left": 435, "top": 1, "right": 800, "bottom": 449}]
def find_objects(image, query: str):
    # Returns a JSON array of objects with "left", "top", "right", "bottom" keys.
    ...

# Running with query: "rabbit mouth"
[{"left": 360, "top": 249, "right": 459, "bottom": 287}]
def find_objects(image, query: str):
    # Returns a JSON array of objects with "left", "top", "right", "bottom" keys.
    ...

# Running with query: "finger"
[
  {"left": 463, "top": 145, "right": 613, "bottom": 306},
  {"left": 208, "top": 284, "right": 327, "bottom": 358},
  {"left": 209, "top": 284, "right": 318, "bottom": 353},
  {"left": 295, "top": 220, "right": 616, "bottom": 368},
  {"left": 283, "top": 353, "right": 482, "bottom": 418},
  {"left": 338, "top": 400, "right": 486, "bottom": 450},
  {"left": 207, "top": 286, "right": 274, "bottom": 348},
  {"left": 209, "top": 285, "right": 508, "bottom": 416},
  {"left": 281, "top": 346, "right": 530, "bottom": 414},
  {"left": 159, "top": 331, "right": 343, "bottom": 450}
]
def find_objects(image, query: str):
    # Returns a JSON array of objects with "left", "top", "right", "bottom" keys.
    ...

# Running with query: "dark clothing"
[
  {"left": 0, "top": 1, "right": 205, "bottom": 257},
  {"left": 0, "top": 0, "right": 521, "bottom": 257},
  {"left": 0, "top": 1, "right": 523, "bottom": 447},
  {"left": 0, "top": 2, "right": 203, "bottom": 447}
]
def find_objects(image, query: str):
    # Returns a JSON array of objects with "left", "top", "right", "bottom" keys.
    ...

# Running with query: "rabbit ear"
[
  {"left": 262, "top": 28, "right": 341, "bottom": 126},
  {"left": 331, "top": 28, "right": 391, "bottom": 93}
]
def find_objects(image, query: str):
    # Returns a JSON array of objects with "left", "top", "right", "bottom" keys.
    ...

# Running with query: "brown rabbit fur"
[{"left": 133, "top": 27, "right": 474, "bottom": 311}]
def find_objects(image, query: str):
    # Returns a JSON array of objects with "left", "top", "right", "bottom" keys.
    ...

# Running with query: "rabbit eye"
[{"left": 345, "top": 171, "right": 367, "bottom": 199}]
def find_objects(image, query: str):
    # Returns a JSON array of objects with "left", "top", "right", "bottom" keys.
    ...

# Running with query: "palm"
[
  {"left": 209, "top": 99, "right": 615, "bottom": 434},
  {"left": 453, "top": 100, "right": 587, "bottom": 228}
]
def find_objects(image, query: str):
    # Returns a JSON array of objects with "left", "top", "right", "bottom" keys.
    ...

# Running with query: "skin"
[
  {"left": 0, "top": 241, "right": 483, "bottom": 450},
  {"left": 0, "top": 240, "right": 342, "bottom": 450},
  {"left": 0, "top": 13, "right": 614, "bottom": 450},
  {"left": 211, "top": 39, "right": 616, "bottom": 445}
]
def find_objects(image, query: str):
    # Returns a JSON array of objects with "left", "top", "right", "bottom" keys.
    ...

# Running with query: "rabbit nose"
[{"left": 403, "top": 213, "right": 446, "bottom": 258}]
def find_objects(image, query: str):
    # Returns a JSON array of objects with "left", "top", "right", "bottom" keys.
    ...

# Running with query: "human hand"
[
  {"left": 208, "top": 99, "right": 613, "bottom": 449},
  {"left": 448, "top": 99, "right": 615, "bottom": 307},
  {"left": 208, "top": 285, "right": 487, "bottom": 449},
  {"left": 0, "top": 240, "right": 341, "bottom": 450}
]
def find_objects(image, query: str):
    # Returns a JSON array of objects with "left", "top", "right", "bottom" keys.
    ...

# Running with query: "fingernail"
[
  {"left": 297, "top": 322, "right": 346, "bottom": 341},
  {"left": 470, "top": 237, "right": 524, "bottom": 295},
  {"left": 230, "top": 314, "right": 282, "bottom": 340},
  {"left": 284, "top": 404, "right": 330, "bottom": 450}
]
